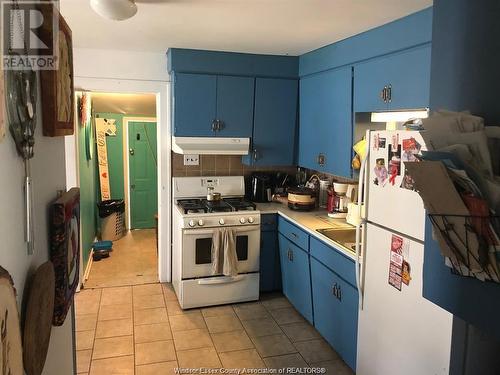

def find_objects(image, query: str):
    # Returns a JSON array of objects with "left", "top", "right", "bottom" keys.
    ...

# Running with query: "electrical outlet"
[{"left": 183, "top": 154, "right": 200, "bottom": 166}]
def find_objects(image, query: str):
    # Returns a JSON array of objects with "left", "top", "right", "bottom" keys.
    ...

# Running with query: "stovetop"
[{"left": 177, "top": 198, "right": 257, "bottom": 215}]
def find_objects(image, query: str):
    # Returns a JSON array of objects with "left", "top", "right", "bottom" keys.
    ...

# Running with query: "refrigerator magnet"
[
  {"left": 388, "top": 234, "right": 404, "bottom": 291},
  {"left": 402, "top": 261, "right": 411, "bottom": 286},
  {"left": 374, "top": 158, "right": 388, "bottom": 186},
  {"left": 378, "top": 137, "right": 386, "bottom": 148}
]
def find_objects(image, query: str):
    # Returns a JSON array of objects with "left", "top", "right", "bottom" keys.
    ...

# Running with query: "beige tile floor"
[
  {"left": 85, "top": 229, "right": 158, "bottom": 288},
  {"left": 75, "top": 284, "right": 354, "bottom": 375}
]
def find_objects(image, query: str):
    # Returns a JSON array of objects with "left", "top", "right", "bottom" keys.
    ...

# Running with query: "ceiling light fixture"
[{"left": 90, "top": 0, "right": 137, "bottom": 21}]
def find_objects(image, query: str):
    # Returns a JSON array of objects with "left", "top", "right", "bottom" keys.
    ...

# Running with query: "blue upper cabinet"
[
  {"left": 244, "top": 78, "right": 298, "bottom": 166},
  {"left": 216, "top": 76, "right": 255, "bottom": 137},
  {"left": 354, "top": 45, "right": 432, "bottom": 112},
  {"left": 173, "top": 73, "right": 217, "bottom": 136},
  {"left": 173, "top": 73, "right": 254, "bottom": 137},
  {"left": 298, "top": 66, "right": 352, "bottom": 177}
]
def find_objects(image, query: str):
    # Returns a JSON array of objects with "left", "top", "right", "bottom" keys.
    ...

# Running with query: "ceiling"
[
  {"left": 90, "top": 92, "right": 156, "bottom": 116},
  {"left": 60, "top": 0, "right": 432, "bottom": 56}
]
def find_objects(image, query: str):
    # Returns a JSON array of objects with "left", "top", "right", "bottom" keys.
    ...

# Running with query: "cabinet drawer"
[
  {"left": 310, "top": 237, "right": 356, "bottom": 287},
  {"left": 261, "top": 214, "right": 277, "bottom": 232},
  {"left": 278, "top": 217, "right": 309, "bottom": 251}
]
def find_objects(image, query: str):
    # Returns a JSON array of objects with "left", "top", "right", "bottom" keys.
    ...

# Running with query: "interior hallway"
[
  {"left": 75, "top": 285, "right": 354, "bottom": 375},
  {"left": 84, "top": 229, "right": 158, "bottom": 288}
]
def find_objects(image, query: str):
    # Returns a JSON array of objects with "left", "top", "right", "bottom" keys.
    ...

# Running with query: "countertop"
[{"left": 255, "top": 202, "right": 358, "bottom": 261}]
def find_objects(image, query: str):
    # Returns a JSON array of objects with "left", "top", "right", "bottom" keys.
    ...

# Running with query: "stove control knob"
[
  {"left": 239, "top": 217, "right": 246, "bottom": 224},
  {"left": 248, "top": 217, "right": 255, "bottom": 224},
  {"left": 198, "top": 219, "right": 205, "bottom": 226},
  {"left": 188, "top": 220, "right": 196, "bottom": 227},
  {"left": 219, "top": 219, "right": 225, "bottom": 225}
]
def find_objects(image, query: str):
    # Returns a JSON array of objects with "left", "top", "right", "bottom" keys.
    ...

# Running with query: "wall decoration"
[
  {"left": 0, "top": 69, "right": 5, "bottom": 142},
  {"left": 39, "top": 8, "right": 74, "bottom": 137},
  {"left": 0, "top": 267, "right": 24, "bottom": 375},
  {"left": 95, "top": 118, "right": 114, "bottom": 200},
  {"left": 50, "top": 188, "right": 80, "bottom": 326},
  {"left": 23, "top": 262, "right": 55, "bottom": 375},
  {"left": 5, "top": 61, "right": 38, "bottom": 254}
]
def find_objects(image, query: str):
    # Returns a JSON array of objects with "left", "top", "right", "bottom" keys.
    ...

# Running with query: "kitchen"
[
  {"left": 74, "top": 0, "right": 499, "bottom": 373},
  {"left": 1, "top": 1, "right": 499, "bottom": 375}
]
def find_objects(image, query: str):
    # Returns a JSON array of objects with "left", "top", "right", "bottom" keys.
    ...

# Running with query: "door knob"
[
  {"left": 131, "top": 184, "right": 136, "bottom": 190},
  {"left": 129, "top": 148, "right": 135, "bottom": 155}
]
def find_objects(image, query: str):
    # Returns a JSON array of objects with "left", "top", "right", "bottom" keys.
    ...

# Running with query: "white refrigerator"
[{"left": 355, "top": 130, "right": 454, "bottom": 375}]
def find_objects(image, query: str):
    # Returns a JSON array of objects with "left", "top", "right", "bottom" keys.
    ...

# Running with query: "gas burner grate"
[
  {"left": 177, "top": 199, "right": 207, "bottom": 214},
  {"left": 202, "top": 199, "right": 233, "bottom": 213},
  {"left": 224, "top": 198, "right": 257, "bottom": 211}
]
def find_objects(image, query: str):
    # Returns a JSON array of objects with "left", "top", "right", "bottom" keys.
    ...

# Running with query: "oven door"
[{"left": 181, "top": 225, "right": 260, "bottom": 279}]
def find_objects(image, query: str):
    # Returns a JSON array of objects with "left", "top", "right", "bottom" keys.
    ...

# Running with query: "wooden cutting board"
[
  {"left": 23, "top": 262, "right": 55, "bottom": 375},
  {"left": 0, "top": 266, "right": 24, "bottom": 375}
]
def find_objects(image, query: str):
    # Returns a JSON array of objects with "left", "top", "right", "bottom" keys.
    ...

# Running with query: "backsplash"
[{"left": 172, "top": 152, "right": 296, "bottom": 177}]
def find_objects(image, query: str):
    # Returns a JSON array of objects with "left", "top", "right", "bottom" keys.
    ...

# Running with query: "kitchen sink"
[{"left": 316, "top": 228, "right": 357, "bottom": 252}]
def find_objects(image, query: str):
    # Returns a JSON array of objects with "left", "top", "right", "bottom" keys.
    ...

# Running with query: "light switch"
[{"left": 183, "top": 154, "right": 200, "bottom": 166}]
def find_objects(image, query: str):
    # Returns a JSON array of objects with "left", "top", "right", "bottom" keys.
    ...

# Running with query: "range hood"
[{"left": 172, "top": 137, "right": 250, "bottom": 155}]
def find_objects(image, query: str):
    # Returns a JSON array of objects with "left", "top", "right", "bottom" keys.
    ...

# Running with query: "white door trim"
[
  {"left": 71, "top": 77, "right": 172, "bottom": 283},
  {"left": 123, "top": 116, "right": 157, "bottom": 230}
]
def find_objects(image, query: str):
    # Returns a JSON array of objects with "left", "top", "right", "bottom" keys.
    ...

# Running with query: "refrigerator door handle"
[{"left": 355, "top": 129, "right": 370, "bottom": 311}]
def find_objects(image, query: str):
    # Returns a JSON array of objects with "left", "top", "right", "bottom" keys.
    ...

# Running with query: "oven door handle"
[
  {"left": 197, "top": 275, "right": 245, "bottom": 285},
  {"left": 183, "top": 227, "right": 259, "bottom": 236}
]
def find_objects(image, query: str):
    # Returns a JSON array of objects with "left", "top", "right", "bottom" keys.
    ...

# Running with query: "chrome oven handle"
[{"left": 198, "top": 275, "right": 245, "bottom": 285}]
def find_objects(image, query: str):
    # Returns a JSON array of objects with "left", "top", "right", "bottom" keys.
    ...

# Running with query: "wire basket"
[{"left": 428, "top": 214, "right": 500, "bottom": 283}]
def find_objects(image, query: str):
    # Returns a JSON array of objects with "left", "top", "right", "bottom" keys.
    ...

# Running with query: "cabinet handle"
[
  {"left": 290, "top": 232, "right": 298, "bottom": 238},
  {"left": 380, "top": 86, "right": 388, "bottom": 103},
  {"left": 387, "top": 84, "right": 392, "bottom": 103},
  {"left": 216, "top": 120, "right": 224, "bottom": 131},
  {"left": 288, "top": 249, "right": 294, "bottom": 262},
  {"left": 211, "top": 120, "right": 217, "bottom": 132},
  {"left": 253, "top": 149, "right": 259, "bottom": 161},
  {"left": 332, "top": 283, "right": 342, "bottom": 301},
  {"left": 317, "top": 153, "right": 325, "bottom": 166}
]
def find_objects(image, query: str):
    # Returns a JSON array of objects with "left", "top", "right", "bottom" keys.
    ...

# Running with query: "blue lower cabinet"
[
  {"left": 260, "top": 231, "right": 280, "bottom": 292},
  {"left": 311, "top": 258, "right": 358, "bottom": 371},
  {"left": 278, "top": 234, "right": 313, "bottom": 323}
]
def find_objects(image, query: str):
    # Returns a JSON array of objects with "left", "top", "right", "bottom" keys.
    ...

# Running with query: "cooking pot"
[{"left": 287, "top": 187, "right": 316, "bottom": 211}]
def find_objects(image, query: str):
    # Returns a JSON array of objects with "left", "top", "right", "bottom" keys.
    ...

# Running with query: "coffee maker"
[{"left": 249, "top": 173, "right": 274, "bottom": 202}]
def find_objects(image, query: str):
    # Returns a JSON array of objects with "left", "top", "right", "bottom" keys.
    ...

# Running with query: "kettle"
[{"left": 249, "top": 173, "right": 273, "bottom": 202}]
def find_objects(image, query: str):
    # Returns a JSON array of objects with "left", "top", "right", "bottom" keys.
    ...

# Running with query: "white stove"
[{"left": 172, "top": 176, "right": 261, "bottom": 309}]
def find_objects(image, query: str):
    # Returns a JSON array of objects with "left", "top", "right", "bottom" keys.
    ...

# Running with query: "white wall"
[
  {"left": 73, "top": 48, "right": 169, "bottom": 82},
  {"left": 0, "top": 75, "right": 75, "bottom": 374}
]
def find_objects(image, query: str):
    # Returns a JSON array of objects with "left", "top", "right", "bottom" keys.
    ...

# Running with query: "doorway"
[
  {"left": 126, "top": 119, "right": 158, "bottom": 229},
  {"left": 75, "top": 91, "right": 161, "bottom": 288}
]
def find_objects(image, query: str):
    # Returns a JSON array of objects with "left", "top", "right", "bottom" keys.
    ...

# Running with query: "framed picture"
[
  {"left": 50, "top": 188, "right": 80, "bottom": 326},
  {"left": 40, "top": 8, "right": 74, "bottom": 137}
]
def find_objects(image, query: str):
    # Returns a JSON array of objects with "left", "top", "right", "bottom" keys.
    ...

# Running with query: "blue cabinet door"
[
  {"left": 245, "top": 78, "right": 298, "bottom": 166},
  {"left": 354, "top": 45, "right": 431, "bottom": 112},
  {"left": 278, "top": 234, "right": 313, "bottom": 323},
  {"left": 298, "top": 67, "right": 352, "bottom": 177},
  {"left": 311, "top": 258, "right": 358, "bottom": 371},
  {"left": 216, "top": 75, "right": 255, "bottom": 137},
  {"left": 260, "top": 230, "right": 279, "bottom": 292},
  {"left": 385, "top": 46, "right": 431, "bottom": 110},
  {"left": 173, "top": 73, "right": 217, "bottom": 136}
]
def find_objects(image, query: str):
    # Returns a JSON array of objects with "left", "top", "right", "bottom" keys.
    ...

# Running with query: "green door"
[{"left": 129, "top": 121, "right": 157, "bottom": 229}]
